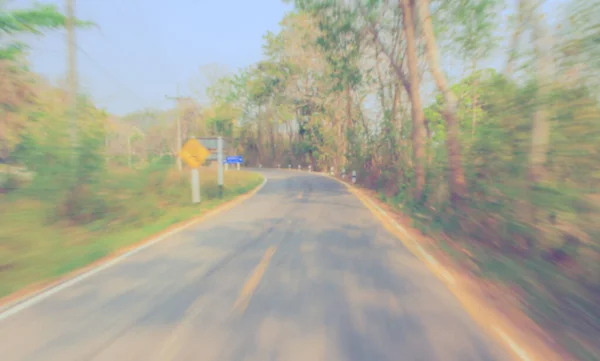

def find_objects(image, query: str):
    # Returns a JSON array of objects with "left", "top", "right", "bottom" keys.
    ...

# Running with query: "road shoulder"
[
  {"left": 302, "top": 170, "right": 567, "bottom": 361},
  {"left": 0, "top": 175, "right": 267, "bottom": 317}
]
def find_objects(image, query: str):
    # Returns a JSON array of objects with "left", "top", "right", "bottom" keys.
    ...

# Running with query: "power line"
[
  {"left": 75, "top": 44, "right": 147, "bottom": 105},
  {"left": 11, "top": 8, "right": 148, "bottom": 110},
  {"left": 165, "top": 85, "right": 189, "bottom": 171}
]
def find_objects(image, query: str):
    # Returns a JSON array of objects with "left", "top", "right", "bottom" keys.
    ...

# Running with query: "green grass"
[{"left": 0, "top": 166, "right": 263, "bottom": 299}]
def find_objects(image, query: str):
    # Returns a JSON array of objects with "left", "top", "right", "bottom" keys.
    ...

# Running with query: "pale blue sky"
[
  {"left": 12, "top": 0, "right": 293, "bottom": 115},
  {"left": 10, "top": 0, "right": 565, "bottom": 116}
]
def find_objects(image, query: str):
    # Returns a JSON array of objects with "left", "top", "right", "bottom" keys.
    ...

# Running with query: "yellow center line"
[
  {"left": 156, "top": 245, "right": 277, "bottom": 360},
  {"left": 232, "top": 246, "right": 277, "bottom": 314}
]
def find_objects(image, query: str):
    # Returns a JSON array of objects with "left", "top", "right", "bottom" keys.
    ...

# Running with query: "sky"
[
  {"left": 10, "top": 0, "right": 567, "bottom": 116},
  {"left": 12, "top": 0, "right": 294, "bottom": 116}
]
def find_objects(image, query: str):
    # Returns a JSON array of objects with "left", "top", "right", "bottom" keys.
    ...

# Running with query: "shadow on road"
[{"left": 0, "top": 169, "right": 506, "bottom": 361}]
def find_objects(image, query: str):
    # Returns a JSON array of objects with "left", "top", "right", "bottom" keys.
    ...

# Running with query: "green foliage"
[
  {"left": 0, "top": 3, "right": 66, "bottom": 34},
  {"left": 0, "top": 166, "right": 263, "bottom": 297},
  {"left": 0, "top": 3, "right": 93, "bottom": 60},
  {"left": 0, "top": 0, "right": 261, "bottom": 318},
  {"left": 226, "top": 2, "right": 600, "bottom": 356},
  {"left": 435, "top": 0, "right": 503, "bottom": 61},
  {"left": 560, "top": 0, "right": 600, "bottom": 71},
  {"left": 299, "top": 0, "right": 362, "bottom": 92}
]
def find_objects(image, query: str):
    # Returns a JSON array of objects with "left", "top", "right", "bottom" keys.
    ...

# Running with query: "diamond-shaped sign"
[{"left": 179, "top": 138, "right": 211, "bottom": 168}]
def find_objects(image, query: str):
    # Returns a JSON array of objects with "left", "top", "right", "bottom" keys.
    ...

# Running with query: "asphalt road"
[{"left": 0, "top": 170, "right": 510, "bottom": 361}]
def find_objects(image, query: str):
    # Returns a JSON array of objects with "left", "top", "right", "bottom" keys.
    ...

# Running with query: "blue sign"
[{"left": 225, "top": 156, "right": 243, "bottom": 164}]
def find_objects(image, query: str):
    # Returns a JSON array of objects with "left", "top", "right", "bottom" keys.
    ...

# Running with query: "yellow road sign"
[{"left": 179, "top": 138, "right": 211, "bottom": 168}]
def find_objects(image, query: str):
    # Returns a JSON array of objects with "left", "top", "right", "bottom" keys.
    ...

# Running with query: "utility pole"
[
  {"left": 165, "top": 85, "right": 187, "bottom": 171},
  {"left": 66, "top": 0, "right": 78, "bottom": 162}
]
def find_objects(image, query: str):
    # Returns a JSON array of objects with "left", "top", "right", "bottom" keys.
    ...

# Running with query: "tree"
[
  {"left": 0, "top": 3, "right": 92, "bottom": 60},
  {"left": 199, "top": 1, "right": 600, "bottom": 358},
  {"left": 0, "top": 2, "right": 93, "bottom": 164},
  {"left": 526, "top": 1, "right": 552, "bottom": 185},
  {"left": 400, "top": 0, "right": 427, "bottom": 201},
  {"left": 417, "top": 0, "right": 468, "bottom": 204}
]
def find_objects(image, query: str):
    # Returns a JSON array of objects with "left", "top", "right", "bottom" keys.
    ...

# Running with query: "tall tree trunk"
[
  {"left": 286, "top": 119, "right": 293, "bottom": 163},
  {"left": 269, "top": 122, "right": 276, "bottom": 164},
  {"left": 375, "top": 46, "right": 396, "bottom": 165},
  {"left": 337, "top": 115, "right": 345, "bottom": 171},
  {"left": 374, "top": 41, "right": 388, "bottom": 112},
  {"left": 256, "top": 106, "right": 264, "bottom": 164},
  {"left": 268, "top": 100, "right": 277, "bottom": 165},
  {"left": 471, "top": 59, "right": 478, "bottom": 140},
  {"left": 518, "top": 2, "right": 553, "bottom": 255},
  {"left": 368, "top": 23, "right": 411, "bottom": 96},
  {"left": 424, "top": 117, "right": 433, "bottom": 166},
  {"left": 343, "top": 85, "right": 353, "bottom": 171},
  {"left": 392, "top": 82, "right": 402, "bottom": 164},
  {"left": 400, "top": 0, "right": 426, "bottom": 201},
  {"left": 417, "top": 0, "right": 468, "bottom": 205},
  {"left": 505, "top": 0, "right": 528, "bottom": 76},
  {"left": 527, "top": 3, "right": 552, "bottom": 184}
]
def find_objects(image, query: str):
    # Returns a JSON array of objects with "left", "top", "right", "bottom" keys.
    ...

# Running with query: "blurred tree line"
[
  {"left": 2, "top": 0, "right": 600, "bottom": 358},
  {"left": 0, "top": 3, "right": 240, "bottom": 222},
  {"left": 204, "top": 0, "right": 600, "bottom": 359}
]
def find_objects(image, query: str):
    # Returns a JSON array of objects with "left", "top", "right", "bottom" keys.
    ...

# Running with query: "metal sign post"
[
  {"left": 225, "top": 156, "right": 243, "bottom": 171},
  {"left": 178, "top": 138, "right": 210, "bottom": 204},
  {"left": 352, "top": 170, "right": 356, "bottom": 184},
  {"left": 191, "top": 168, "right": 200, "bottom": 203},
  {"left": 217, "top": 136, "right": 224, "bottom": 198}
]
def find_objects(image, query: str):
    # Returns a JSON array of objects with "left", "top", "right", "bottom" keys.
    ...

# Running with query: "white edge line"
[
  {"left": 278, "top": 170, "right": 458, "bottom": 286},
  {"left": 330, "top": 172, "right": 539, "bottom": 359},
  {"left": 0, "top": 177, "right": 268, "bottom": 322},
  {"left": 353, "top": 175, "right": 536, "bottom": 360},
  {"left": 336, "top": 176, "right": 457, "bottom": 285},
  {"left": 285, "top": 170, "right": 535, "bottom": 360},
  {"left": 494, "top": 326, "right": 532, "bottom": 361}
]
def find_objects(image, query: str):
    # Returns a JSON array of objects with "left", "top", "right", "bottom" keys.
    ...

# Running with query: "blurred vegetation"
[
  {"left": 2, "top": 0, "right": 600, "bottom": 359},
  {"left": 0, "top": 3, "right": 262, "bottom": 299},
  {"left": 203, "top": 0, "right": 600, "bottom": 359},
  {"left": 0, "top": 164, "right": 262, "bottom": 298}
]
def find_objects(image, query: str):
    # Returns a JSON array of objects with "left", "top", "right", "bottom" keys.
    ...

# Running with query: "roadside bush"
[{"left": 0, "top": 173, "right": 26, "bottom": 193}]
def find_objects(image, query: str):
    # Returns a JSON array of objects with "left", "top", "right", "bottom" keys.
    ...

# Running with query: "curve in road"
[{"left": 0, "top": 169, "right": 510, "bottom": 361}]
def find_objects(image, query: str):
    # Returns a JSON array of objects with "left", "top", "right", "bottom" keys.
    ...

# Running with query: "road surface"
[{"left": 0, "top": 170, "right": 510, "bottom": 361}]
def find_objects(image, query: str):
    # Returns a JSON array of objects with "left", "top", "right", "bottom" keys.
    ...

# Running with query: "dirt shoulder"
[{"left": 348, "top": 180, "right": 580, "bottom": 361}]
